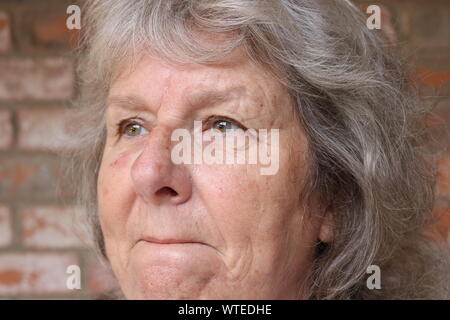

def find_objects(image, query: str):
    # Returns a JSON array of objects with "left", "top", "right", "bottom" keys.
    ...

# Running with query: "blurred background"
[{"left": 0, "top": 0, "right": 449, "bottom": 299}]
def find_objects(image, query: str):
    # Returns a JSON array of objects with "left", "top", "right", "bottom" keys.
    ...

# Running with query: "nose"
[{"left": 130, "top": 125, "right": 192, "bottom": 206}]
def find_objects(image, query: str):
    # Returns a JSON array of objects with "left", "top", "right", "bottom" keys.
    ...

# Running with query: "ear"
[{"left": 318, "top": 211, "right": 334, "bottom": 243}]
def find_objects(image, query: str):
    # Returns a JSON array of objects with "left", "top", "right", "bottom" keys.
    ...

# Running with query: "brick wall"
[
  {"left": 0, "top": 0, "right": 116, "bottom": 299},
  {"left": 0, "top": 0, "right": 449, "bottom": 299}
]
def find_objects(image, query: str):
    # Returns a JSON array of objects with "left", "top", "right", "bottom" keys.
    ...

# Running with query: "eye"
[
  {"left": 125, "top": 123, "right": 149, "bottom": 137},
  {"left": 116, "top": 119, "right": 149, "bottom": 138},
  {"left": 208, "top": 117, "right": 244, "bottom": 133}
]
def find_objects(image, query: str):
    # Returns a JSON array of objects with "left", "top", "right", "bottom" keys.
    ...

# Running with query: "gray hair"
[{"left": 65, "top": 0, "right": 450, "bottom": 299}]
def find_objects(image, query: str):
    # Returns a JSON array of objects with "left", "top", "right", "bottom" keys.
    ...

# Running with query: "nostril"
[{"left": 155, "top": 186, "right": 178, "bottom": 198}]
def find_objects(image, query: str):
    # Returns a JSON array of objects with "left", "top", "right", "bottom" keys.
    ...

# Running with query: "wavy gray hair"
[{"left": 64, "top": 0, "right": 450, "bottom": 299}]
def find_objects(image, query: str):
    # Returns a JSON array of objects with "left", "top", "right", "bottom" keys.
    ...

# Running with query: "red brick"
[
  {"left": 18, "top": 108, "right": 78, "bottom": 151},
  {"left": 21, "top": 206, "right": 88, "bottom": 249},
  {"left": 436, "top": 156, "right": 450, "bottom": 198},
  {"left": 32, "top": 13, "right": 80, "bottom": 48},
  {"left": 414, "top": 52, "right": 450, "bottom": 97},
  {"left": 410, "top": 3, "right": 450, "bottom": 49},
  {"left": 0, "top": 58, "right": 74, "bottom": 101},
  {"left": 0, "top": 11, "right": 11, "bottom": 53},
  {"left": 87, "top": 256, "right": 118, "bottom": 295},
  {"left": 0, "top": 155, "right": 74, "bottom": 202},
  {"left": 416, "top": 67, "right": 450, "bottom": 93},
  {"left": 0, "top": 109, "right": 13, "bottom": 150},
  {"left": 0, "top": 205, "right": 12, "bottom": 247},
  {"left": 0, "top": 253, "right": 78, "bottom": 296},
  {"left": 33, "top": 15, "right": 69, "bottom": 45}
]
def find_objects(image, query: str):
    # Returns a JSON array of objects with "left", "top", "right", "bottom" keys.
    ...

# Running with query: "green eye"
[
  {"left": 212, "top": 120, "right": 240, "bottom": 133},
  {"left": 123, "top": 122, "right": 149, "bottom": 137}
]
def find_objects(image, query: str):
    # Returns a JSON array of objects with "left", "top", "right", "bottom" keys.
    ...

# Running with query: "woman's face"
[{"left": 97, "top": 47, "right": 330, "bottom": 299}]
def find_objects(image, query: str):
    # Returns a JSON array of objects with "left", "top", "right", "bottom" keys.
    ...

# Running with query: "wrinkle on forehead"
[{"left": 110, "top": 45, "right": 294, "bottom": 130}]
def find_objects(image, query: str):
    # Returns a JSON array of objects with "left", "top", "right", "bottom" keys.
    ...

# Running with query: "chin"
[{"left": 107, "top": 240, "right": 228, "bottom": 299}]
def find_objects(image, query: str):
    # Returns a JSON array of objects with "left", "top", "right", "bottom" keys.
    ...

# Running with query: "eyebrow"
[
  {"left": 106, "top": 95, "right": 150, "bottom": 112},
  {"left": 106, "top": 86, "right": 247, "bottom": 113}
]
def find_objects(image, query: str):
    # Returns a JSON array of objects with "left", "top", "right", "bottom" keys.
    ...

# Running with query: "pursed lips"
[
  {"left": 141, "top": 236, "right": 205, "bottom": 245},
  {"left": 136, "top": 236, "right": 224, "bottom": 259}
]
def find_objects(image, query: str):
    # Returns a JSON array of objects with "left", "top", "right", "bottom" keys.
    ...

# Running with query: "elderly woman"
[{"left": 67, "top": 0, "right": 449, "bottom": 299}]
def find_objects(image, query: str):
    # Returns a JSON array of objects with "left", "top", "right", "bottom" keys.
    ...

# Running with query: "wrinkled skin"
[{"left": 97, "top": 47, "right": 333, "bottom": 299}]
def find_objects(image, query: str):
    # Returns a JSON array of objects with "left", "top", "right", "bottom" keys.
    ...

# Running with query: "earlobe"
[{"left": 318, "top": 211, "right": 334, "bottom": 243}]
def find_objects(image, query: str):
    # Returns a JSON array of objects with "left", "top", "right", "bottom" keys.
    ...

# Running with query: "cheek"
[
  {"left": 194, "top": 132, "right": 308, "bottom": 244},
  {"left": 98, "top": 150, "right": 132, "bottom": 198},
  {"left": 97, "top": 150, "right": 134, "bottom": 236},
  {"left": 193, "top": 164, "right": 270, "bottom": 245},
  {"left": 110, "top": 151, "right": 131, "bottom": 169}
]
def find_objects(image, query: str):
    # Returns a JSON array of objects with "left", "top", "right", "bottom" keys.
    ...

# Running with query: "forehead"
[{"left": 108, "top": 48, "right": 288, "bottom": 113}]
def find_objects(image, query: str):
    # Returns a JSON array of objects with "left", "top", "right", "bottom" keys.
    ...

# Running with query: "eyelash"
[{"left": 114, "top": 115, "right": 246, "bottom": 138}]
